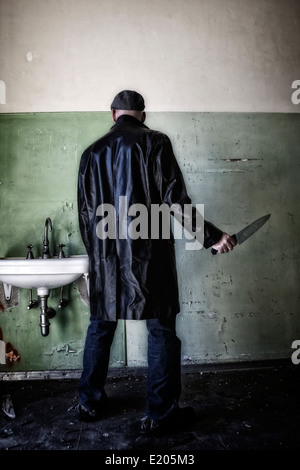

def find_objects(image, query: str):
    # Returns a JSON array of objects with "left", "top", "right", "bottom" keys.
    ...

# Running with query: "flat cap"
[{"left": 111, "top": 90, "right": 145, "bottom": 111}]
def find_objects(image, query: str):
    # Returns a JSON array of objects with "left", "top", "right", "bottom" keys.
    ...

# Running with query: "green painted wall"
[{"left": 0, "top": 112, "right": 299, "bottom": 373}]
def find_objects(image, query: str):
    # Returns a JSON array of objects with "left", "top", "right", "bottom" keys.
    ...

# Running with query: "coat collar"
[{"left": 113, "top": 114, "right": 148, "bottom": 129}]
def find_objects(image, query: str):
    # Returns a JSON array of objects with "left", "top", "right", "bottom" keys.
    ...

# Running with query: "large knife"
[{"left": 211, "top": 214, "right": 271, "bottom": 255}]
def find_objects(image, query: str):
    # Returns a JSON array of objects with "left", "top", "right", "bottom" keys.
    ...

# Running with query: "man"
[{"left": 77, "top": 90, "right": 236, "bottom": 433}]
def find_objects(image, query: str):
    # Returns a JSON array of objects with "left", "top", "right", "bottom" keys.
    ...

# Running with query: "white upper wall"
[{"left": 0, "top": 0, "right": 299, "bottom": 113}]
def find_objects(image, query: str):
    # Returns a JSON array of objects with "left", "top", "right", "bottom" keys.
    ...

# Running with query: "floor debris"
[
  {"left": 0, "top": 361, "right": 299, "bottom": 451},
  {"left": 1, "top": 394, "right": 15, "bottom": 419}
]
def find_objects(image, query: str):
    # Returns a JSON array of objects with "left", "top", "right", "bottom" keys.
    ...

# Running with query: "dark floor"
[{"left": 0, "top": 360, "right": 299, "bottom": 454}]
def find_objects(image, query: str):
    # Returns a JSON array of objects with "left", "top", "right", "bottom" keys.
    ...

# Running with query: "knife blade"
[{"left": 211, "top": 214, "right": 271, "bottom": 255}]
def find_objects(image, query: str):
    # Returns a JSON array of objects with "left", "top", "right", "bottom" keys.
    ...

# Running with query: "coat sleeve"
[
  {"left": 77, "top": 149, "right": 91, "bottom": 253},
  {"left": 154, "top": 135, "right": 223, "bottom": 249}
]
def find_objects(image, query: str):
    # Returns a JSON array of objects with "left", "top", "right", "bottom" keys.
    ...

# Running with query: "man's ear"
[
  {"left": 112, "top": 109, "right": 117, "bottom": 123},
  {"left": 141, "top": 111, "right": 146, "bottom": 123}
]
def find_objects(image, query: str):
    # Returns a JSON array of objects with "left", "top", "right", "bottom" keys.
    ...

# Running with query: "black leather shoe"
[
  {"left": 74, "top": 391, "right": 108, "bottom": 422},
  {"left": 76, "top": 404, "right": 100, "bottom": 422},
  {"left": 140, "top": 406, "right": 197, "bottom": 436}
]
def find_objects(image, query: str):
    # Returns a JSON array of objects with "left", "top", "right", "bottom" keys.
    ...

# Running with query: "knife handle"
[{"left": 211, "top": 234, "right": 236, "bottom": 255}]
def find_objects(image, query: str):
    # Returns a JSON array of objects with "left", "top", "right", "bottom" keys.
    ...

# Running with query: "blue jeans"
[{"left": 79, "top": 316, "right": 181, "bottom": 421}]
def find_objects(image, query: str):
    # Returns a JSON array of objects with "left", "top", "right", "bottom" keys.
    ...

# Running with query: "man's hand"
[{"left": 211, "top": 233, "right": 237, "bottom": 254}]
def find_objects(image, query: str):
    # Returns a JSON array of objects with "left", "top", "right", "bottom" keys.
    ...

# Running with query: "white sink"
[{"left": 0, "top": 255, "right": 89, "bottom": 298}]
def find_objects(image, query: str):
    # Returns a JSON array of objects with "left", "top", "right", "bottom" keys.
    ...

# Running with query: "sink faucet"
[{"left": 42, "top": 218, "right": 52, "bottom": 258}]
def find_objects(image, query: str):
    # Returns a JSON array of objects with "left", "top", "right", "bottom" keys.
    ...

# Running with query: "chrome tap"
[
  {"left": 42, "top": 218, "right": 52, "bottom": 258},
  {"left": 26, "top": 244, "right": 34, "bottom": 259}
]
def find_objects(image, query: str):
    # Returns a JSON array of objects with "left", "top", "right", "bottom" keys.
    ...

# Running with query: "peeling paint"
[
  {"left": 186, "top": 167, "right": 252, "bottom": 174},
  {"left": 26, "top": 51, "right": 33, "bottom": 62},
  {"left": 208, "top": 311, "right": 219, "bottom": 320},
  {"left": 6, "top": 346, "right": 20, "bottom": 365},
  {"left": 56, "top": 344, "right": 77, "bottom": 354},
  {"left": 224, "top": 158, "right": 260, "bottom": 162},
  {"left": 182, "top": 355, "right": 194, "bottom": 363},
  {"left": 62, "top": 201, "right": 74, "bottom": 212},
  {"left": 208, "top": 158, "right": 263, "bottom": 163},
  {"left": 44, "top": 341, "right": 83, "bottom": 357},
  {"left": 0, "top": 329, "right": 21, "bottom": 366}
]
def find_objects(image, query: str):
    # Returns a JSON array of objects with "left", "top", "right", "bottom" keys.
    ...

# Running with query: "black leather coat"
[{"left": 78, "top": 115, "right": 222, "bottom": 321}]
